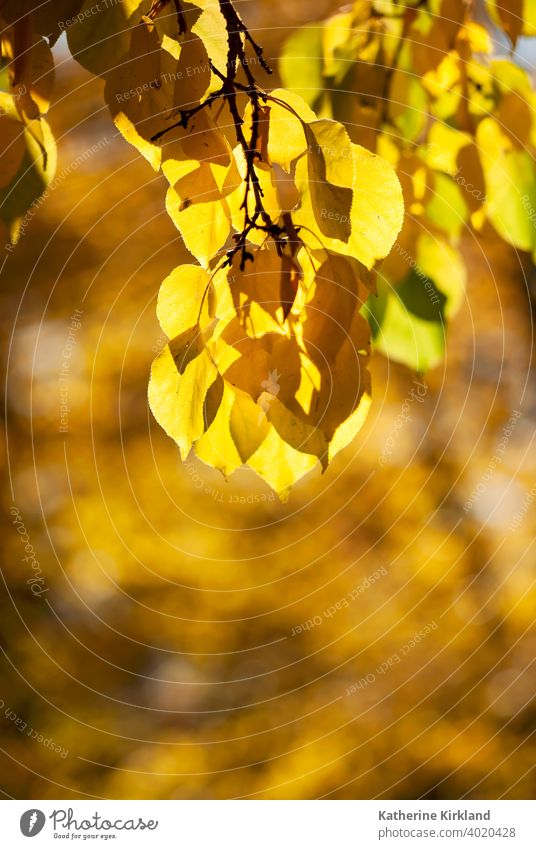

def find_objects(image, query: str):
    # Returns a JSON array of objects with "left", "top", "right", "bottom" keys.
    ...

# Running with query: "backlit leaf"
[
  {"left": 294, "top": 143, "right": 404, "bottom": 270},
  {"left": 68, "top": 0, "right": 149, "bottom": 76},
  {"left": 477, "top": 117, "right": 536, "bottom": 252}
]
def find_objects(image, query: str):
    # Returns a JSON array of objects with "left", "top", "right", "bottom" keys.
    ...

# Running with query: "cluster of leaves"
[
  {"left": 1, "top": 0, "right": 404, "bottom": 497},
  {"left": 281, "top": 0, "right": 536, "bottom": 371}
]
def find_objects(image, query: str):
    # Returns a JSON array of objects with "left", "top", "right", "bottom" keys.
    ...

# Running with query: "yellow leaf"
[
  {"left": 477, "top": 117, "right": 536, "bottom": 251},
  {"left": 329, "top": 391, "right": 371, "bottom": 463},
  {"left": 424, "top": 124, "right": 471, "bottom": 175},
  {"left": 194, "top": 382, "right": 268, "bottom": 475},
  {"left": 416, "top": 234, "right": 466, "bottom": 319},
  {"left": 300, "top": 119, "right": 354, "bottom": 241},
  {"left": 68, "top": 0, "right": 146, "bottom": 77},
  {"left": 458, "top": 22, "right": 492, "bottom": 54},
  {"left": 228, "top": 248, "right": 290, "bottom": 334},
  {"left": 156, "top": 265, "right": 211, "bottom": 338},
  {"left": 266, "top": 396, "right": 328, "bottom": 464},
  {"left": 422, "top": 52, "right": 461, "bottom": 100},
  {"left": 104, "top": 15, "right": 179, "bottom": 169},
  {"left": 266, "top": 89, "right": 315, "bottom": 172},
  {"left": 191, "top": 1, "right": 229, "bottom": 97},
  {"left": 11, "top": 29, "right": 55, "bottom": 118},
  {"left": 301, "top": 253, "right": 361, "bottom": 363},
  {"left": 165, "top": 159, "right": 237, "bottom": 268},
  {"left": 229, "top": 388, "right": 271, "bottom": 463},
  {"left": 248, "top": 426, "right": 318, "bottom": 499}
]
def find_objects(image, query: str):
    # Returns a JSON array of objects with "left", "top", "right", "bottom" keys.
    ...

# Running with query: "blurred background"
[{"left": 1, "top": 0, "right": 536, "bottom": 799}]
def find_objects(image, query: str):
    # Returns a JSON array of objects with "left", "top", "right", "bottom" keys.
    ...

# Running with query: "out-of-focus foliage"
[
  {"left": 1, "top": 0, "right": 536, "bottom": 803},
  {"left": 0, "top": 6, "right": 58, "bottom": 244},
  {"left": 281, "top": 0, "right": 536, "bottom": 372},
  {"left": 485, "top": 0, "right": 536, "bottom": 47}
]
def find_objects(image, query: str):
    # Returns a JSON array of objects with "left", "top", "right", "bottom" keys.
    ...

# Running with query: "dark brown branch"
[
  {"left": 148, "top": 0, "right": 186, "bottom": 33},
  {"left": 173, "top": 0, "right": 187, "bottom": 35}
]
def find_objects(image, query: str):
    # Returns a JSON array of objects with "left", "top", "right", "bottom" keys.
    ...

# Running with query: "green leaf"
[
  {"left": 365, "top": 271, "right": 447, "bottom": 373},
  {"left": 425, "top": 172, "right": 469, "bottom": 239},
  {"left": 389, "top": 69, "right": 429, "bottom": 141},
  {"left": 477, "top": 117, "right": 536, "bottom": 252},
  {"left": 416, "top": 234, "right": 466, "bottom": 319}
]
